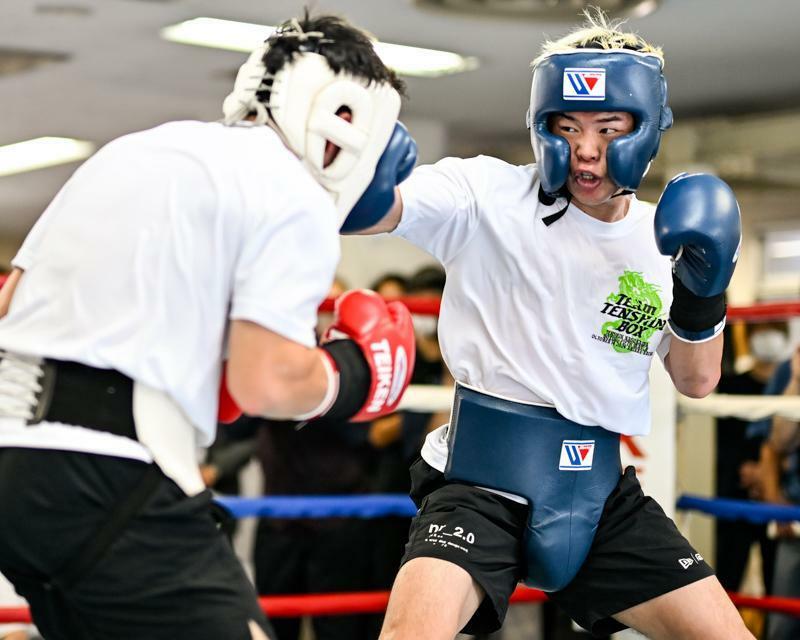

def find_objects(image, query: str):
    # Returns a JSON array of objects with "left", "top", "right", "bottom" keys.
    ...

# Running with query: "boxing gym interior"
[{"left": 2, "top": 1, "right": 800, "bottom": 639}]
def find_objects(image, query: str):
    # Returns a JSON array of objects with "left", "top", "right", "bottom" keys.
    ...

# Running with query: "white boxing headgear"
[{"left": 222, "top": 40, "right": 401, "bottom": 226}]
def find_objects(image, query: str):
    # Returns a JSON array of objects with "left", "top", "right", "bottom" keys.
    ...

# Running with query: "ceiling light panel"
[
  {"left": 161, "top": 17, "right": 477, "bottom": 77},
  {"left": 0, "top": 137, "right": 95, "bottom": 177}
]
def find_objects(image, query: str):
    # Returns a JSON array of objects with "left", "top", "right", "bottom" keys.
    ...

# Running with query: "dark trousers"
[
  {"left": 254, "top": 518, "right": 372, "bottom": 640},
  {"left": 0, "top": 448, "right": 271, "bottom": 640},
  {"left": 715, "top": 519, "right": 776, "bottom": 594}
]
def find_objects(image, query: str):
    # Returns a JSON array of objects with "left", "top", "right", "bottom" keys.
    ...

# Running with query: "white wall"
[{"left": 735, "top": 190, "right": 800, "bottom": 303}]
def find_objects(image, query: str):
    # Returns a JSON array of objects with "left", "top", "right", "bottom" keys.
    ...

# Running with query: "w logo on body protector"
[
  {"left": 563, "top": 68, "right": 606, "bottom": 100},
  {"left": 559, "top": 440, "right": 595, "bottom": 470}
]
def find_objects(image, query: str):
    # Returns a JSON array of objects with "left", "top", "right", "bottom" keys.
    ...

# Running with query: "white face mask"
[
  {"left": 412, "top": 314, "right": 438, "bottom": 338},
  {"left": 749, "top": 330, "right": 790, "bottom": 364}
]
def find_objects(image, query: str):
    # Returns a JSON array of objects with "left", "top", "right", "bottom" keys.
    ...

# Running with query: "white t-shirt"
[
  {"left": 0, "top": 120, "right": 339, "bottom": 460},
  {"left": 394, "top": 155, "right": 673, "bottom": 472}
]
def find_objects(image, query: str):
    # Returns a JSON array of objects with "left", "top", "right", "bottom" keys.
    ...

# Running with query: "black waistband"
[{"left": 28, "top": 358, "right": 137, "bottom": 441}]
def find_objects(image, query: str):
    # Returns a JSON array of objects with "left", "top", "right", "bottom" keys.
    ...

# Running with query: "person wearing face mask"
[
  {"left": 749, "top": 327, "right": 793, "bottom": 370},
  {"left": 745, "top": 342, "right": 800, "bottom": 640},
  {"left": 714, "top": 322, "right": 789, "bottom": 598},
  {"left": 364, "top": 267, "right": 453, "bottom": 638},
  {"left": 403, "top": 267, "right": 452, "bottom": 458}
]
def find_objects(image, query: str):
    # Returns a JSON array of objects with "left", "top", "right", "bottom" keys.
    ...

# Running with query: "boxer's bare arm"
[
  {"left": 663, "top": 332, "right": 722, "bottom": 398},
  {"left": 226, "top": 319, "right": 330, "bottom": 418},
  {"left": 0, "top": 268, "right": 23, "bottom": 319},
  {"left": 351, "top": 187, "right": 404, "bottom": 235}
]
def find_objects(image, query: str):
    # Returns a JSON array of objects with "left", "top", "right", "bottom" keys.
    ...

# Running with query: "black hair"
[
  {"left": 408, "top": 266, "right": 446, "bottom": 294},
  {"left": 262, "top": 11, "right": 406, "bottom": 96},
  {"left": 369, "top": 272, "right": 408, "bottom": 293}
]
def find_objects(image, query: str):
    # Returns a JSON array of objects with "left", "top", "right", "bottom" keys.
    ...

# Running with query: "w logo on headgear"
[
  {"left": 559, "top": 440, "right": 596, "bottom": 471},
  {"left": 563, "top": 68, "right": 606, "bottom": 101}
]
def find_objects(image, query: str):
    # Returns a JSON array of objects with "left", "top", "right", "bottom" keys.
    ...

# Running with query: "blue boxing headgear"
[{"left": 527, "top": 49, "right": 673, "bottom": 197}]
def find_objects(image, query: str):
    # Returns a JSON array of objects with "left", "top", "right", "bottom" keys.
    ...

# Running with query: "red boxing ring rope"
[
  {"left": 0, "top": 276, "right": 799, "bottom": 322},
  {"left": 321, "top": 294, "right": 800, "bottom": 322},
  {"left": 259, "top": 585, "right": 546, "bottom": 618},
  {"left": 727, "top": 301, "right": 800, "bottom": 322},
  {"left": 2, "top": 588, "right": 800, "bottom": 623},
  {"left": 318, "top": 295, "right": 442, "bottom": 316},
  {"left": 271, "top": 590, "right": 800, "bottom": 618},
  {"left": 0, "top": 588, "right": 545, "bottom": 623}
]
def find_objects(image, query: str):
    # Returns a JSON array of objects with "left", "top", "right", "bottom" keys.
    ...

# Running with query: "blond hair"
[{"left": 532, "top": 7, "right": 664, "bottom": 68}]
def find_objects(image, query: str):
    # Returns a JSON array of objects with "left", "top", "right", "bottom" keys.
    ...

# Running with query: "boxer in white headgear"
[
  {"left": 0, "top": 12, "right": 416, "bottom": 640},
  {"left": 222, "top": 16, "right": 410, "bottom": 229}
]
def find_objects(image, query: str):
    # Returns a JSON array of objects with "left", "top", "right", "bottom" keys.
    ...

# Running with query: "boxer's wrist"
[
  {"left": 291, "top": 350, "right": 339, "bottom": 421},
  {"left": 668, "top": 273, "right": 726, "bottom": 343},
  {"left": 318, "top": 340, "right": 370, "bottom": 421}
]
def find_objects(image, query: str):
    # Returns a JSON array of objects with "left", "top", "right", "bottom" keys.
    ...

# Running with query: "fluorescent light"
[
  {"left": 161, "top": 17, "right": 274, "bottom": 53},
  {"left": 0, "top": 137, "right": 95, "bottom": 177},
  {"left": 374, "top": 42, "right": 478, "bottom": 77},
  {"left": 629, "top": 0, "right": 660, "bottom": 19},
  {"left": 160, "top": 17, "right": 478, "bottom": 77}
]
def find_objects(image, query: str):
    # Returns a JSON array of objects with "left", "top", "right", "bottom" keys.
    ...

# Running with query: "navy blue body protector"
[{"left": 444, "top": 384, "right": 622, "bottom": 592}]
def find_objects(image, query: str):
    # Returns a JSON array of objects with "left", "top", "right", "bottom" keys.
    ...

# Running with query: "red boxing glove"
[
  {"left": 217, "top": 364, "right": 243, "bottom": 424},
  {"left": 320, "top": 289, "right": 415, "bottom": 422}
]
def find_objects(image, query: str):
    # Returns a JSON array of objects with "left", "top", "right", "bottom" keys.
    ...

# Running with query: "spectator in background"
[
  {"left": 363, "top": 272, "right": 410, "bottom": 636},
  {"left": 367, "top": 266, "right": 452, "bottom": 636},
  {"left": 369, "top": 266, "right": 450, "bottom": 461},
  {"left": 757, "top": 345, "right": 800, "bottom": 640},
  {"left": 199, "top": 415, "right": 260, "bottom": 539},
  {"left": 401, "top": 266, "right": 453, "bottom": 458},
  {"left": 368, "top": 267, "right": 449, "bottom": 464},
  {"left": 200, "top": 418, "right": 259, "bottom": 497},
  {"left": 369, "top": 273, "right": 407, "bottom": 302},
  {"left": 252, "top": 277, "right": 375, "bottom": 640},
  {"left": 714, "top": 322, "right": 788, "bottom": 594},
  {"left": 364, "top": 272, "right": 409, "bottom": 462}
]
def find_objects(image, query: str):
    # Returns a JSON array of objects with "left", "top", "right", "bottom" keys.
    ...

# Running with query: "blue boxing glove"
[
  {"left": 654, "top": 173, "right": 742, "bottom": 342},
  {"left": 340, "top": 122, "right": 417, "bottom": 233}
]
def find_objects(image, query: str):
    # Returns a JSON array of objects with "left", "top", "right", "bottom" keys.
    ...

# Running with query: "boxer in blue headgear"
[
  {"left": 354, "top": 9, "right": 751, "bottom": 640},
  {"left": 528, "top": 43, "right": 673, "bottom": 220}
]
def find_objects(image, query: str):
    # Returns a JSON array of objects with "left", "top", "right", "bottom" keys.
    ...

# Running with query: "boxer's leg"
[
  {"left": 614, "top": 575, "right": 753, "bottom": 640},
  {"left": 379, "top": 459, "right": 527, "bottom": 640},
  {"left": 380, "top": 557, "right": 483, "bottom": 640},
  {"left": 548, "top": 467, "right": 726, "bottom": 637}
]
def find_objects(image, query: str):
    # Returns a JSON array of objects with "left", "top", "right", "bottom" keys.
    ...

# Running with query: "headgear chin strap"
[
  {"left": 527, "top": 49, "right": 673, "bottom": 198},
  {"left": 222, "top": 41, "right": 401, "bottom": 228}
]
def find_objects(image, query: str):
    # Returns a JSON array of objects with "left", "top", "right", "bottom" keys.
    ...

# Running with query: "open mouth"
[{"left": 574, "top": 171, "right": 601, "bottom": 189}]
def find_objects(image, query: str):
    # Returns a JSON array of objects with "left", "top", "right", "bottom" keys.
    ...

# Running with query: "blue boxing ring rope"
[
  {"left": 216, "top": 492, "right": 800, "bottom": 523},
  {"left": 676, "top": 494, "right": 800, "bottom": 524},
  {"left": 216, "top": 493, "right": 417, "bottom": 519}
]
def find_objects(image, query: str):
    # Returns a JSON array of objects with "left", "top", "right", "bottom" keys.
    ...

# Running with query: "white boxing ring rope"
[{"left": 400, "top": 385, "right": 800, "bottom": 422}]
